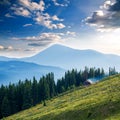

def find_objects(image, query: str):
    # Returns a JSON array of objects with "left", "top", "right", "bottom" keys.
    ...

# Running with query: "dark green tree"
[
  {"left": 7, "top": 84, "right": 18, "bottom": 114},
  {"left": 1, "top": 95, "right": 11, "bottom": 117},
  {"left": 75, "top": 71, "right": 82, "bottom": 86},
  {"left": 32, "top": 77, "right": 38, "bottom": 105},
  {"left": 16, "top": 80, "right": 24, "bottom": 111},
  {"left": 89, "top": 67, "right": 95, "bottom": 78},
  {"left": 0, "top": 85, "right": 6, "bottom": 118},
  {"left": 47, "top": 73, "right": 56, "bottom": 97},
  {"left": 22, "top": 79, "right": 32, "bottom": 110},
  {"left": 39, "top": 76, "right": 50, "bottom": 100}
]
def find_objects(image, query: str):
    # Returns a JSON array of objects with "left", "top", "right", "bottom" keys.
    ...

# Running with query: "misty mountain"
[
  {"left": 0, "top": 61, "right": 65, "bottom": 85},
  {"left": 22, "top": 44, "right": 120, "bottom": 71},
  {"left": 0, "top": 56, "right": 13, "bottom": 61},
  {"left": 0, "top": 44, "right": 120, "bottom": 85}
]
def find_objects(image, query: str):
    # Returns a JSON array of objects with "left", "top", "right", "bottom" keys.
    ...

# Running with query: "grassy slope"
[{"left": 4, "top": 74, "right": 120, "bottom": 120}]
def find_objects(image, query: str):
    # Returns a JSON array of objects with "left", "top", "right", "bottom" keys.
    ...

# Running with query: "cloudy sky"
[{"left": 0, "top": 0, "right": 120, "bottom": 57}]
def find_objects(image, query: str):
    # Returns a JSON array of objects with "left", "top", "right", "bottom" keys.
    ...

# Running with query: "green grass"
[{"left": 3, "top": 74, "right": 120, "bottom": 120}]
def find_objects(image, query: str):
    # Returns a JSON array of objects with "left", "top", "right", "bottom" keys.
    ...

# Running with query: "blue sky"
[{"left": 0, "top": 0, "right": 120, "bottom": 57}]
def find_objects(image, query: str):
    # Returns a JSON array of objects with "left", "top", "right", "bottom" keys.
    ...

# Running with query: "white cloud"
[
  {"left": 52, "top": 0, "right": 69, "bottom": 7},
  {"left": 10, "top": 0, "right": 65, "bottom": 29},
  {"left": 19, "top": 0, "right": 45, "bottom": 11},
  {"left": 23, "top": 23, "right": 32, "bottom": 27},
  {"left": 19, "top": 0, "right": 29, "bottom": 7},
  {"left": 35, "top": 12, "right": 65, "bottom": 29},
  {"left": 100, "top": 0, "right": 112, "bottom": 9},
  {"left": 40, "top": 33, "right": 61, "bottom": 41},
  {"left": 35, "top": 13, "right": 53, "bottom": 29},
  {"left": 14, "top": 32, "right": 61, "bottom": 41},
  {"left": 13, "top": 31, "right": 77, "bottom": 48},
  {"left": 0, "top": 45, "right": 37, "bottom": 54},
  {"left": 0, "top": 45, "right": 16, "bottom": 51},
  {"left": 0, "top": 45, "right": 4, "bottom": 50},
  {"left": 8, "top": 46, "right": 13, "bottom": 50},
  {"left": 56, "top": 23, "right": 66, "bottom": 29},
  {"left": 5, "top": 13, "right": 14, "bottom": 18},
  {"left": 52, "top": 15, "right": 64, "bottom": 21},
  {"left": 13, "top": 32, "right": 63, "bottom": 47},
  {"left": 52, "top": 15, "right": 60, "bottom": 21},
  {"left": 66, "top": 31, "right": 76, "bottom": 36},
  {"left": 85, "top": 0, "right": 120, "bottom": 32},
  {"left": 38, "top": 0, "right": 45, "bottom": 11},
  {"left": 11, "top": 6, "right": 30, "bottom": 17}
]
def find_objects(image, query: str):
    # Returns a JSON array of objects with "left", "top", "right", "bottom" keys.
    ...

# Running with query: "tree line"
[{"left": 0, "top": 67, "right": 118, "bottom": 118}]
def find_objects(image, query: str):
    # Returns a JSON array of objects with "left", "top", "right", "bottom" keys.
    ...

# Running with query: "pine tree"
[
  {"left": 101, "top": 68, "right": 105, "bottom": 77},
  {"left": 1, "top": 96, "right": 11, "bottom": 117},
  {"left": 70, "top": 69, "right": 76, "bottom": 87},
  {"left": 39, "top": 76, "right": 50, "bottom": 101},
  {"left": 83, "top": 67, "right": 89, "bottom": 81},
  {"left": 89, "top": 67, "right": 95, "bottom": 78},
  {"left": 75, "top": 71, "right": 82, "bottom": 86},
  {"left": 7, "top": 84, "right": 18, "bottom": 114},
  {"left": 43, "top": 76, "right": 50, "bottom": 99},
  {"left": 16, "top": 80, "right": 24, "bottom": 111},
  {"left": 32, "top": 77, "right": 38, "bottom": 106},
  {"left": 22, "top": 79, "right": 32, "bottom": 110},
  {"left": 0, "top": 85, "right": 6, "bottom": 118},
  {"left": 57, "top": 79, "right": 62, "bottom": 93},
  {"left": 47, "top": 73, "right": 56, "bottom": 98}
]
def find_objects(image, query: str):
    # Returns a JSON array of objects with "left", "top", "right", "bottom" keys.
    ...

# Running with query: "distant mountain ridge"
[
  {"left": 0, "top": 61, "right": 65, "bottom": 85},
  {"left": 21, "top": 44, "right": 120, "bottom": 71},
  {"left": 0, "top": 44, "right": 120, "bottom": 85},
  {"left": 0, "top": 56, "right": 12, "bottom": 61}
]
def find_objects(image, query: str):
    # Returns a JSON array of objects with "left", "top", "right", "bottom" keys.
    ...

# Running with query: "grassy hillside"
[{"left": 4, "top": 74, "right": 120, "bottom": 120}]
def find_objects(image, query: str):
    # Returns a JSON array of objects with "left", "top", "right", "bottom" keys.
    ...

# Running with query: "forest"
[{"left": 0, "top": 67, "right": 117, "bottom": 118}]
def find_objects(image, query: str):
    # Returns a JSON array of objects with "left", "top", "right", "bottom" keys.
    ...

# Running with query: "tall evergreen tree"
[
  {"left": 22, "top": 79, "right": 32, "bottom": 110},
  {"left": 39, "top": 76, "right": 50, "bottom": 100},
  {"left": 7, "top": 84, "right": 18, "bottom": 114},
  {"left": 32, "top": 77, "right": 38, "bottom": 105},
  {"left": 75, "top": 71, "right": 82, "bottom": 86},
  {"left": 1, "top": 95, "right": 11, "bottom": 117},
  {"left": 48, "top": 73, "right": 56, "bottom": 97},
  {"left": 16, "top": 80, "right": 24, "bottom": 111},
  {"left": 0, "top": 85, "right": 6, "bottom": 118},
  {"left": 89, "top": 67, "right": 95, "bottom": 78},
  {"left": 83, "top": 67, "right": 89, "bottom": 81}
]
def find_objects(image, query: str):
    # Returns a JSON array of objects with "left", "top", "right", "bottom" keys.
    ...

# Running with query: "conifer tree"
[
  {"left": 32, "top": 77, "right": 38, "bottom": 105},
  {"left": 22, "top": 79, "right": 32, "bottom": 110},
  {"left": 1, "top": 95, "right": 11, "bottom": 117}
]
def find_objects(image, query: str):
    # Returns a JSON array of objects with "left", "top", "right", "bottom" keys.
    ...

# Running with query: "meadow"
[{"left": 4, "top": 74, "right": 120, "bottom": 120}]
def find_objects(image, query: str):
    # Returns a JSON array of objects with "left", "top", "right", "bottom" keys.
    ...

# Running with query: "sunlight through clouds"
[
  {"left": 86, "top": 0, "right": 120, "bottom": 31},
  {"left": 0, "top": 0, "right": 120, "bottom": 57}
]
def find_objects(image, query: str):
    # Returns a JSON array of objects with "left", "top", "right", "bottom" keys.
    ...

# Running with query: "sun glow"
[{"left": 97, "top": 10, "right": 104, "bottom": 16}]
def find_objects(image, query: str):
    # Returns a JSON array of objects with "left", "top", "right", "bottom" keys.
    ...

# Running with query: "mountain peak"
[
  {"left": 47, "top": 44, "right": 74, "bottom": 51},
  {"left": 20, "top": 44, "right": 120, "bottom": 71},
  {"left": 46, "top": 44, "right": 102, "bottom": 53},
  {"left": 50, "top": 44, "right": 65, "bottom": 48}
]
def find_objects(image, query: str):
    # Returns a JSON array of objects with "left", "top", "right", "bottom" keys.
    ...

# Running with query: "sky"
[{"left": 0, "top": 0, "right": 120, "bottom": 58}]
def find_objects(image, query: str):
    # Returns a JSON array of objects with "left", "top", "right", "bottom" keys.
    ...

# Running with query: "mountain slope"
[
  {"left": 0, "top": 61, "right": 65, "bottom": 85},
  {"left": 5, "top": 74, "right": 120, "bottom": 120},
  {"left": 22, "top": 44, "right": 120, "bottom": 71},
  {"left": 0, "top": 56, "right": 13, "bottom": 61}
]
